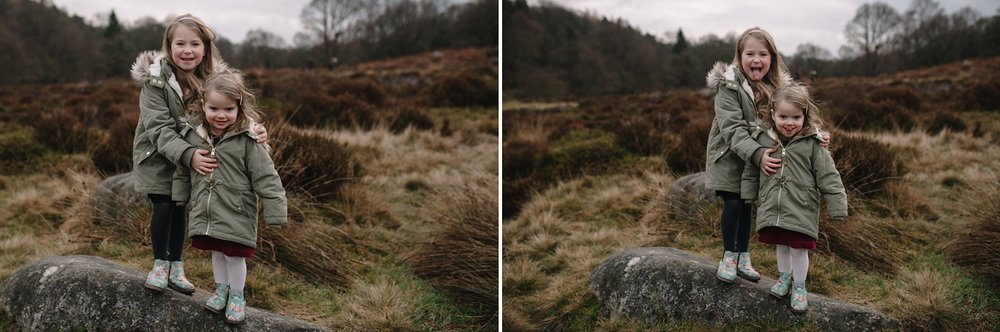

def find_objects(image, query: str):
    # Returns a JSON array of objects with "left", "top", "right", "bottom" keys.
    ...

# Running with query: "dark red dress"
[
  {"left": 192, "top": 235, "right": 255, "bottom": 257},
  {"left": 758, "top": 226, "right": 816, "bottom": 249}
]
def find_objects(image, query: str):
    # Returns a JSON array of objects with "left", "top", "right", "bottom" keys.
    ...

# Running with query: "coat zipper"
[
  {"left": 205, "top": 146, "right": 216, "bottom": 236},
  {"left": 775, "top": 142, "right": 786, "bottom": 228}
]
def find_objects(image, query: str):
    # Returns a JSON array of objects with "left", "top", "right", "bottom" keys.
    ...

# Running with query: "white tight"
[
  {"left": 211, "top": 251, "right": 247, "bottom": 292},
  {"left": 775, "top": 245, "right": 809, "bottom": 283}
]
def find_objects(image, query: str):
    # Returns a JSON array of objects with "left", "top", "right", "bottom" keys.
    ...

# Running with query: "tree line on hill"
[
  {"left": 0, "top": 0, "right": 497, "bottom": 84},
  {"left": 503, "top": 0, "right": 1000, "bottom": 99}
]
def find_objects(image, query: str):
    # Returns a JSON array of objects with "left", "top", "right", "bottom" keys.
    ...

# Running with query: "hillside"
[
  {"left": 502, "top": 57, "right": 1000, "bottom": 331},
  {"left": 0, "top": 48, "right": 498, "bottom": 330}
]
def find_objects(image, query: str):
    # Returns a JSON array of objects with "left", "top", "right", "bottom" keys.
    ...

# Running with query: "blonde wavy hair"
[
  {"left": 188, "top": 69, "right": 264, "bottom": 136},
  {"left": 731, "top": 27, "right": 789, "bottom": 114},
  {"left": 162, "top": 14, "right": 222, "bottom": 105},
  {"left": 764, "top": 83, "right": 825, "bottom": 138}
]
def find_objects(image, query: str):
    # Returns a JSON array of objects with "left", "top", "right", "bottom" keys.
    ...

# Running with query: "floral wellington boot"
[
  {"left": 736, "top": 252, "right": 761, "bottom": 282},
  {"left": 716, "top": 251, "right": 738, "bottom": 283},
  {"left": 769, "top": 272, "right": 791, "bottom": 298},
  {"left": 143, "top": 259, "right": 169, "bottom": 292},
  {"left": 225, "top": 288, "right": 247, "bottom": 324},
  {"left": 204, "top": 283, "right": 229, "bottom": 314},
  {"left": 167, "top": 261, "right": 196, "bottom": 295},
  {"left": 790, "top": 282, "right": 808, "bottom": 313}
]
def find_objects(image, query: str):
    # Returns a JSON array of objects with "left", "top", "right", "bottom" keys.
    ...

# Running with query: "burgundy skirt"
[
  {"left": 191, "top": 235, "right": 255, "bottom": 257},
  {"left": 758, "top": 226, "right": 816, "bottom": 249}
]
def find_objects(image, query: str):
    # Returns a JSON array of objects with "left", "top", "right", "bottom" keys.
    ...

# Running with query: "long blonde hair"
[
  {"left": 765, "top": 83, "right": 825, "bottom": 138},
  {"left": 189, "top": 69, "right": 264, "bottom": 135},
  {"left": 162, "top": 14, "right": 221, "bottom": 105},
  {"left": 731, "top": 27, "right": 789, "bottom": 114}
]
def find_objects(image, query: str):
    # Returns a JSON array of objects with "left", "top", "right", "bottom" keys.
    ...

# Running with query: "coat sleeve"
[
  {"left": 138, "top": 85, "right": 195, "bottom": 169},
  {"left": 714, "top": 87, "right": 764, "bottom": 167},
  {"left": 741, "top": 154, "right": 761, "bottom": 201},
  {"left": 813, "top": 143, "right": 848, "bottom": 218},
  {"left": 246, "top": 139, "right": 287, "bottom": 226},
  {"left": 171, "top": 165, "right": 192, "bottom": 203}
]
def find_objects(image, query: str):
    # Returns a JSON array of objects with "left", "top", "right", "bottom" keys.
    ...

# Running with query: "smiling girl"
[
  {"left": 173, "top": 69, "right": 286, "bottom": 324},
  {"left": 740, "top": 83, "right": 847, "bottom": 313}
]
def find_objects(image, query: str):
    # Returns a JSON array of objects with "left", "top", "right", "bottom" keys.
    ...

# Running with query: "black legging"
[
  {"left": 717, "top": 191, "right": 752, "bottom": 252},
  {"left": 148, "top": 194, "right": 186, "bottom": 261}
]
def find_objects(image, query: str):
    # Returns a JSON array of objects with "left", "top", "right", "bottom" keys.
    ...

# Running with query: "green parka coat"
[
  {"left": 130, "top": 51, "right": 197, "bottom": 195},
  {"left": 704, "top": 62, "right": 769, "bottom": 194},
  {"left": 741, "top": 128, "right": 848, "bottom": 240},
  {"left": 173, "top": 123, "right": 287, "bottom": 248}
]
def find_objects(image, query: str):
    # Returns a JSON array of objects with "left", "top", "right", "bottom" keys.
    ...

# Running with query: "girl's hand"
[
  {"left": 191, "top": 149, "right": 218, "bottom": 176},
  {"left": 759, "top": 147, "right": 781, "bottom": 176},
  {"left": 253, "top": 123, "right": 268, "bottom": 144},
  {"left": 819, "top": 132, "right": 832, "bottom": 148}
]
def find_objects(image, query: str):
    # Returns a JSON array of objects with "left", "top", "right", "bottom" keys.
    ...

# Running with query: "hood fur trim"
[{"left": 130, "top": 50, "right": 162, "bottom": 85}]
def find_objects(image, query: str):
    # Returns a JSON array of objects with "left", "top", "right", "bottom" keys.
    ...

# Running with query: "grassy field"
[
  {"left": 502, "top": 113, "right": 1000, "bottom": 331},
  {"left": 502, "top": 58, "right": 1000, "bottom": 331},
  {"left": 0, "top": 49, "right": 499, "bottom": 331}
]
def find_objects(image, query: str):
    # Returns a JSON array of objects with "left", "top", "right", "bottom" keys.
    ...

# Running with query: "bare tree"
[
  {"left": 300, "top": 0, "right": 364, "bottom": 62},
  {"left": 845, "top": 1, "right": 901, "bottom": 75},
  {"left": 240, "top": 28, "right": 286, "bottom": 68}
]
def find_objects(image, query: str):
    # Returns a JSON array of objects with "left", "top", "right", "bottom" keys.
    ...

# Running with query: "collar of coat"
[
  {"left": 181, "top": 115, "right": 269, "bottom": 151},
  {"left": 760, "top": 126, "right": 825, "bottom": 145}
]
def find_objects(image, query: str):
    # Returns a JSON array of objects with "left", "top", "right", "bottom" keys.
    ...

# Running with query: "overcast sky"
[
  {"left": 537, "top": 0, "right": 999, "bottom": 58},
  {"left": 50, "top": 0, "right": 322, "bottom": 45}
]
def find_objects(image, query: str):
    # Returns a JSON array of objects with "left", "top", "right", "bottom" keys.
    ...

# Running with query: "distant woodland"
[
  {"left": 503, "top": 0, "right": 1000, "bottom": 99},
  {"left": 0, "top": 0, "right": 497, "bottom": 84}
]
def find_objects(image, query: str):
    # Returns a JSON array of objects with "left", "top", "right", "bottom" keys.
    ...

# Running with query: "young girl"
[
  {"left": 704, "top": 27, "right": 791, "bottom": 284},
  {"left": 173, "top": 70, "right": 287, "bottom": 324},
  {"left": 741, "top": 83, "right": 847, "bottom": 313},
  {"left": 130, "top": 14, "right": 267, "bottom": 295}
]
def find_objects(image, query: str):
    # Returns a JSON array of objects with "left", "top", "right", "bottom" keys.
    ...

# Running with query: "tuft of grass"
[
  {"left": 946, "top": 181, "right": 1000, "bottom": 283},
  {"left": 830, "top": 131, "right": 906, "bottom": 199},
  {"left": 405, "top": 182, "right": 498, "bottom": 322}
]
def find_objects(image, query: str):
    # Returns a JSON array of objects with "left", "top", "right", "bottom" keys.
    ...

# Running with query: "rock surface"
[
  {"left": 0, "top": 255, "right": 328, "bottom": 331},
  {"left": 91, "top": 172, "right": 148, "bottom": 224},
  {"left": 666, "top": 172, "right": 715, "bottom": 218},
  {"left": 590, "top": 247, "right": 900, "bottom": 331}
]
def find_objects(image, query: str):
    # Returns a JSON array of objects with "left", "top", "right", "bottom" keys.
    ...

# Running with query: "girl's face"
[
  {"left": 203, "top": 90, "right": 238, "bottom": 135},
  {"left": 740, "top": 37, "right": 771, "bottom": 82},
  {"left": 170, "top": 24, "right": 205, "bottom": 72},
  {"left": 772, "top": 100, "right": 804, "bottom": 139}
]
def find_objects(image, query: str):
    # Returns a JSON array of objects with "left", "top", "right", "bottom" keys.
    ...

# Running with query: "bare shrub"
[
  {"left": 830, "top": 131, "right": 906, "bottom": 198},
  {"left": 405, "top": 183, "right": 498, "bottom": 322},
  {"left": 90, "top": 113, "right": 137, "bottom": 175},
  {"left": 538, "top": 130, "right": 627, "bottom": 179},
  {"left": 290, "top": 92, "right": 376, "bottom": 129},
  {"left": 386, "top": 107, "right": 435, "bottom": 133},
  {"left": 665, "top": 114, "right": 711, "bottom": 173},
  {"left": 329, "top": 78, "right": 387, "bottom": 107},
  {"left": 869, "top": 85, "right": 923, "bottom": 113},
  {"left": 925, "top": 111, "right": 967, "bottom": 135},
  {"left": 946, "top": 182, "right": 1000, "bottom": 283},
  {"left": 963, "top": 77, "right": 1000, "bottom": 111},
  {"left": 270, "top": 122, "right": 363, "bottom": 202},
  {"left": 0, "top": 123, "right": 47, "bottom": 174},
  {"left": 428, "top": 69, "right": 497, "bottom": 107}
]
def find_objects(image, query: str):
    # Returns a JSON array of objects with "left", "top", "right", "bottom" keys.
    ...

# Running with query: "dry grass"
[
  {"left": 405, "top": 181, "right": 498, "bottom": 322},
  {"left": 945, "top": 181, "right": 1000, "bottom": 283},
  {"left": 887, "top": 268, "right": 961, "bottom": 331},
  {"left": 504, "top": 113, "right": 1000, "bottom": 330},
  {"left": 333, "top": 279, "right": 417, "bottom": 331}
]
